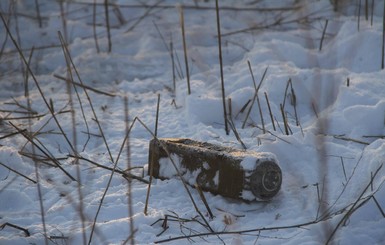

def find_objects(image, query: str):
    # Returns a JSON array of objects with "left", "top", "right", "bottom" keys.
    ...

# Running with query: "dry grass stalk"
[
  {"left": 155, "top": 94, "right": 160, "bottom": 137},
  {"left": 58, "top": 32, "right": 114, "bottom": 162},
  {"left": 34, "top": 0, "right": 42, "bottom": 28},
  {"left": 126, "top": 0, "right": 163, "bottom": 33},
  {"left": 24, "top": 47, "right": 35, "bottom": 97},
  {"left": 280, "top": 104, "right": 289, "bottom": 135},
  {"left": 54, "top": 74, "right": 116, "bottom": 97},
  {"left": 0, "top": 129, "right": 26, "bottom": 140},
  {"left": 179, "top": 5, "right": 191, "bottom": 95},
  {"left": 242, "top": 95, "right": 256, "bottom": 129},
  {"left": 112, "top": 3, "right": 126, "bottom": 25},
  {"left": 1, "top": 14, "right": 79, "bottom": 157},
  {"left": 0, "top": 4, "right": 12, "bottom": 60},
  {"left": 358, "top": 0, "right": 361, "bottom": 31},
  {"left": 124, "top": 95, "right": 135, "bottom": 245},
  {"left": 235, "top": 99, "right": 251, "bottom": 119},
  {"left": 215, "top": 0, "right": 229, "bottom": 135},
  {"left": 72, "top": 2, "right": 300, "bottom": 12},
  {"left": 372, "top": 196, "right": 385, "bottom": 217},
  {"left": 195, "top": 184, "right": 214, "bottom": 220},
  {"left": 144, "top": 94, "right": 161, "bottom": 215},
  {"left": 340, "top": 157, "right": 347, "bottom": 183},
  {"left": 242, "top": 64, "right": 268, "bottom": 129},
  {"left": 227, "top": 98, "right": 247, "bottom": 149},
  {"left": 365, "top": 0, "right": 369, "bottom": 20},
  {"left": 58, "top": 31, "right": 87, "bottom": 245},
  {"left": 0, "top": 222, "right": 30, "bottom": 237},
  {"left": 59, "top": 0, "right": 68, "bottom": 43},
  {"left": 319, "top": 19, "right": 328, "bottom": 51},
  {"left": 10, "top": 122, "right": 76, "bottom": 181},
  {"left": 326, "top": 164, "right": 383, "bottom": 244},
  {"left": 0, "top": 161, "right": 37, "bottom": 184},
  {"left": 93, "top": 0, "right": 100, "bottom": 52},
  {"left": 152, "top": 22, "right": 178, "bottom": 92},
  {"left": 170, "top": 40, "right": 176, "bottom": 94},
  {"left": 312, "top": 102, "right": 319, "bottom": 118},
  {"left": 12, "top": 122, "right": 49, "bottom": 245},
  {"left": 104, "top": 0, "right": 112, "bottom": 52},
  {"left": 68, "top": 155, "right": 148, "bottom": 184},
  {"left": 264, "top": 92, "right": 276, "bottom": 131},
  {"left": 256, "top": 94, "right": 265, "bottom": 134},
  {"left": 382, "top": 0, "right": 385, "bottom": 69},
  {"left": 371, "top": 0, "right": 374, "bottom": 25},
  {"left": 21, "top": 33, "right": 48, "bottom": 245},
  {"left": 88, "top": 110, "right": 143, "bottom": 244}
]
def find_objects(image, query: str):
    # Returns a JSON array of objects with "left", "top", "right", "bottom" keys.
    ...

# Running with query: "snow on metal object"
[{"left": 148, "top": 138, "right": 282, "bottom": 201}]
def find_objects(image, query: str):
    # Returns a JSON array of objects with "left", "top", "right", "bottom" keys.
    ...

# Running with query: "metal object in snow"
[{"left": 148, "top": 138, "right": 282, "bottom": 201}]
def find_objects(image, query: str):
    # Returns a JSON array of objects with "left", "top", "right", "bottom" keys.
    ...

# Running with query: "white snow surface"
[
  {"left": 1, "top": 0, "right": 385, "bottom": 244},
  {"left": 239, "top": 153, "right": 278, "bottom": 171}
]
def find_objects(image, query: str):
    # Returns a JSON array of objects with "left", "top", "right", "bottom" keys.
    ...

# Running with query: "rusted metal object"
[{"left": 148, "top": 138, "right": 282, "bottom": 201}]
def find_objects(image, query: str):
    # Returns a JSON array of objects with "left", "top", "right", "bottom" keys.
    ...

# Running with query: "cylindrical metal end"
[{"left": 249, "top": 161, "right": 282, "bottom": 201}]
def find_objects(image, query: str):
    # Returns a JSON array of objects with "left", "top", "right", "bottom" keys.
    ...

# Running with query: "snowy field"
[{"left": 1, "top": 0, "right": 385, "bottom": 244}]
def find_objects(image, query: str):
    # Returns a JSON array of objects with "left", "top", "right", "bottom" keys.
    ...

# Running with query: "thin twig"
[
  {"left": 264, "top": 92, "right": 276, "bottom": 131},
  {"left": 54, "top": 74, "right": 116, "bottom": 97},
  {"left": 195, "top": 184, "right": 214, "bottom": 220},
  {"left": 242, "top": 64, "right": 268, "bottom": 129},
  {"left": 88, "top": 113, "right": 151, "bottom": 244},
  {"left": 242, "top": 94, "right": 256, "bottom": 129},
  {"left": 340, "top": 157, "right": 347, "bottom": 183},
  {"left": 0, "top": 130, "right": 27, "bottom": 140},
  {"left": 256, "top": 94, "right": 265, "bottom": 134},
  {"left": 326, "top": 164, "right": 383, "bottom": 244},
  {"left": 144, "top": 94, "right": 161, "bottom": 215},
  {"left": 319, "top": 19, "right": 328, "bottom": 51},
  {"left": 59, "top": 0, "right": 68, "bottom": 43},
  {"left": 124, "top": 95, "right": 135, "bottom": 245},
  {"left": 68, "top": 154, "right": 148, "bottom": 184},
  {"left": 332, "top": 135, "right": 369, "bottom": 145},
  {"left": 382, "top": 0, "right": 385, "bottom": 69},
  {"left": 58, "top": 31, "right": 87, "bottom": 245},
  {"left": 126, "top": 0, "right": 163, "bottom": 33},
  {"left": 0, "top": 13, "right": 77, "bottom": 155},
  {"left": 216, "top": 0, "right": 229, "bottom": 135},
  {"left": 104, "top": 0, "right": 111, "bottom": 52},
  {"left": 155, "top": 219, "right": 321, "bottom": 243},
  {"left": 10, "top": 122, "right": 76, "bottom": 181},
  {"left": 22, "top": 39, "right": 48, "bottom": 245},
  {"left": 179, "top": 5, "right": 191, "bottom": 95},
  {"left": 280, "top": 104, "right": 289, "bottom": 135},
  {"left": 358, "top": 0, "right": 361, "bottom": 31},
  {"left": 34, "top": 0, "right": 42, "bottom": 28},
  {"left": 58, "top": 31, "right": 115, "bottom": 163},
  {"left": 0, "top": 161, "right": 37, "bottom": 184},
  {"left": 24, "top": 47, "right": 34, "bottom": 98},
  {"left": 253, "top": 124, "right": 291, "bottom": 144},
  {"left": 93, "top": 0, "right": 100, "bottom": 52},
  {"left": 71, "top": 1, "right": 301, "bottom": 12},
  {"left": 227, "top": 99, "right": 247, "bottom": 149},
  {"left": 372, "top": 196, "right": 385, "bottom": 218},
  {"left": 0, "top": 222, "right": 30, "bottom": 237},
  {"left": 370, "top": 0, "right": 374, "bottom": 26}
]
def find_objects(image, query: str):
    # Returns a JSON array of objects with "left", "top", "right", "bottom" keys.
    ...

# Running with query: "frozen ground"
[{"left": 0, "top": 0, "right": 385, "bottom": 244}]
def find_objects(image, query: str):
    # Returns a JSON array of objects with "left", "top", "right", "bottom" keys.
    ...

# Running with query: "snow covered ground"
[{"left": 1, "top": 0, "right": 385, "bottom": 244}]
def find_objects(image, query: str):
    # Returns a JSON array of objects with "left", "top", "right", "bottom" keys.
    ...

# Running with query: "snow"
[
  {"left": 1, "top": 0, "right": 385, "bottom": 244},
  {"left": 240, "top": 153, "right": 278, "bottom": 171}
]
